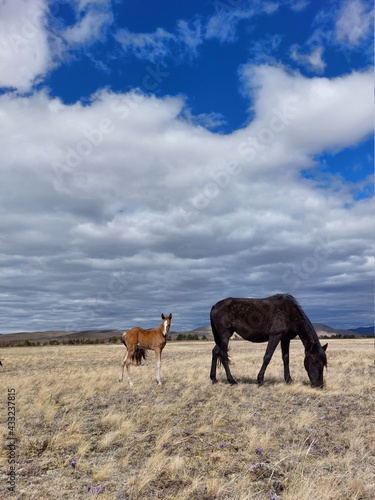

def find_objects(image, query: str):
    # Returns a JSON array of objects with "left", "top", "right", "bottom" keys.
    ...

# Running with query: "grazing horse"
[
  {"left": 210, "top": 294, "right": 327, "bottom": 388},
  {"left": 119, "top": 313, "right": 172, "bottom": 386}
]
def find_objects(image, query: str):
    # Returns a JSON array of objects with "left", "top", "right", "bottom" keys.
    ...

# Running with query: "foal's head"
[{"left": 161, "top": 313, "right": 172, "bottom": 336}]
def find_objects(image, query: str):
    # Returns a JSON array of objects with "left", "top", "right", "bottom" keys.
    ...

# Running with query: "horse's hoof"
[
  {"left": 211, "top": 379, "right": 218, "bottom": 384},
  {"left": 229, "top": 380, "right": 238, "bottom": 385}
]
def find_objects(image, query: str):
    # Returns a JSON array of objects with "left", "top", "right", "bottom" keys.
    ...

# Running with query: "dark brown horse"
[{"left": 210, "top": 294, "right": 327, "bottom": 387}]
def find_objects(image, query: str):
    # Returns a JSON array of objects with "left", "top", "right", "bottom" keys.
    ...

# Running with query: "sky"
[{"left": 0, "top": 0, "right": 373, "bottom": 333}]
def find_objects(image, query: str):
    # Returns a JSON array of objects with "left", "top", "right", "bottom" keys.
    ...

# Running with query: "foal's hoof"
[
  {"left": 211, "top": 379, "right": 218, "bottom": 385},
  {"left": 229, "top": 379, "right": 238, "bottom": 386}
]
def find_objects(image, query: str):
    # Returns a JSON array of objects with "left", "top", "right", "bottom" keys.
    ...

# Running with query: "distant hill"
[
  {"left": 312, "top": 323, "right": 358, "bottom": 337},
  {"left": 0, "top": 329, "right": 123, "bottom": 346},
  {"left": 349, "top": 326, "right": 374, "bottom": 336},
  {"left": 0, "top": 323, "right": 373, "bottom": 346}
]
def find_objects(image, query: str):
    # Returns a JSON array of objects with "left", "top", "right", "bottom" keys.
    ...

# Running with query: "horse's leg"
[
  {"left": 154, "top": 347, "right": 162, "bottom": 385},
  {"left": 118, "top": 349, "right": 128, "bottom": 382},
  {"left": 210, "top": 344, "right": 220, "bottom": 384},
  {"left": 257, "top": 336, "right": 281, "bottom": 386},
  {"left": 220, "top": 335, "right": 237, "bottom": 385},
  {"left": 281, "top": 337, "right": 292, "bottom": 384}
]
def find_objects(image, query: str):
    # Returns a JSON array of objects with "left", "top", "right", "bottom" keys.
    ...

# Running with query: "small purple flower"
[
  {"left": 247, "top": 465, "right": 255, "bottom": 472},
  {"left": 70, "top": 460, "right": 76, "bottom": 469},
  {"left": 273, "top": 481, "right": 281, "bottom": 490},
  {"left": 87, "top": 485, "right": 103, "bottom": 495},
  {"left": 333, "top": 445, "right": 340, "bottom": 453},
  {"left": 255, "top": 446, "right": 263, "bottom": 454},
  {"left": 148, "top": 435, "right": 155, "bottom": 442},
  {"left": 259, "top": 462, "right": 265, "bottom": 468},
  {"left": 270, "top": 494, "right": 279, "bottom": 500},
  {"left": 162, "top": 443, "right": 168, "bottom": 449},
  {"left": 219, "top": 442, "right": 225, "bottom": 448}
]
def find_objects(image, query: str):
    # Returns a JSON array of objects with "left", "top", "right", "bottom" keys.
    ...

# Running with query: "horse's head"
[
  {"left": 304, "top": 343, "right": 328, "bottom": 388},
  {"left": 161, "top": 313, "right": 172, "bottom": 336}
]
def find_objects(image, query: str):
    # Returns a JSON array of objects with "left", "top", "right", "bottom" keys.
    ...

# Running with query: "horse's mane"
[{"left": 286, "top": 294, "right": 324, "bottom": 348}]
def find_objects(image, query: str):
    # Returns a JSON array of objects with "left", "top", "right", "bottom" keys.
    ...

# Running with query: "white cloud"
[
  {"left": 0, "top": 0, "right": 51, "bottom": 91},
  {"left": 239, "top": 65, "right": 373, "bottom": 154},
  {"left": 0, "top": 0, "right": 114, "bottom": 92},
  {"left": 115, "top": 19, "right": 203, "bottom": 64},
  {"left": 205, "top": 7, "right": 254, "bottom": 42},
  {"left": 290, "top": 45, "right": 326, "bottom": 73},
  {"left": 0, "top": 64, "right": 373, "bottom": 331},
  {"left": 62, "top": 8, "right": 112, "bottom": 45},
  {"left": 335, "top": 0, "right": 373, "bottom": 45},
  {"left": 115, "top": 28, "right": 175, "bottom": 63}
]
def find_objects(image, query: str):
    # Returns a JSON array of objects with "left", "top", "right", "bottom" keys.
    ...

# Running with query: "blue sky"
[{"left": 0, "top": 0, "right": 373, "bottom": 333}]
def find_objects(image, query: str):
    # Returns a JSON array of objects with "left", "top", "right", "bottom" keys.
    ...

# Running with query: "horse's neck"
[
  {"left": 298, "top": 327, "right": 319, "bottom": 349},
  {"left": 155, "top": 324, "right": 164, "bottom": 336}
]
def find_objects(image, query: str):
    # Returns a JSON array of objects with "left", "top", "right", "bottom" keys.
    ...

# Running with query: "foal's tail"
[
  {"left": 122, "top": 333, "right": 147, "bottom": 366},
  {"left": 131, "top": 347, "right": 147, "bottom": 366}
]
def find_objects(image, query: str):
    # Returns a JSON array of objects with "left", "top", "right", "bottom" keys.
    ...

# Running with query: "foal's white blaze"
[{"left": 163, "top": 320, "right": 168, "bottom": 335}]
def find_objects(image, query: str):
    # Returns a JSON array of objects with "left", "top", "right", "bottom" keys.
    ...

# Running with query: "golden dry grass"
[{"left": 0, "top": 339, "right": 374, "bottom": 499}]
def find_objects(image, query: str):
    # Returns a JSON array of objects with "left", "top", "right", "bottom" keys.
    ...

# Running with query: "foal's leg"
[
  {"left": 118, "top": 349, "right": 128, "bottom": 382},
  {"left": 281, "top": 337, "right": 292, "bottom": 384},
  {"left": 125, "top": 349, "right": 134, "bottom": 386},
  {"left": 257, "top": 336, "right": 281, "bottom": 385},
  {"left": 154, "top": 347, "right": 162, "bottom": 385}
]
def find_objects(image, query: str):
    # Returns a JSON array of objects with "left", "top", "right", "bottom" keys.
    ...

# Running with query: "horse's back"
[
  {"left": 210, "top": 294, "right": 300, "bottom": 340},
  {"left": 122, "top": 326, "right": 143, "bottom": 344}
]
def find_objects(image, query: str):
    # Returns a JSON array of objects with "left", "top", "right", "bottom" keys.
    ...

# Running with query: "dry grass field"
[{"left": 0, "top": 339, "right": 374, "bottom": 499}]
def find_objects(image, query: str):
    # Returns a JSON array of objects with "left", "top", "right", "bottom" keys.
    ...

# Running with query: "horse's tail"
[
  {"left": 210, "top": 310, "right": 231, "bottom": 367},
  {"left": 131, "top": 346, "right": 147, "bottom": 366}
]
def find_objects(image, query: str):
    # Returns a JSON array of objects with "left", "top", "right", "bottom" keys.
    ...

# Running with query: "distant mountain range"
[
  {"left": 0, "top": 323, "right": 373, "bottom": 346},
  {"left": 349, "top": 326, "right": 374, "bottom": 335}
]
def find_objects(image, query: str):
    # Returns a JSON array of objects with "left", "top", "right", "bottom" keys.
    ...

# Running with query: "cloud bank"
[{"left": 0, "top": 0, "right": 373, "bottom": 332}]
